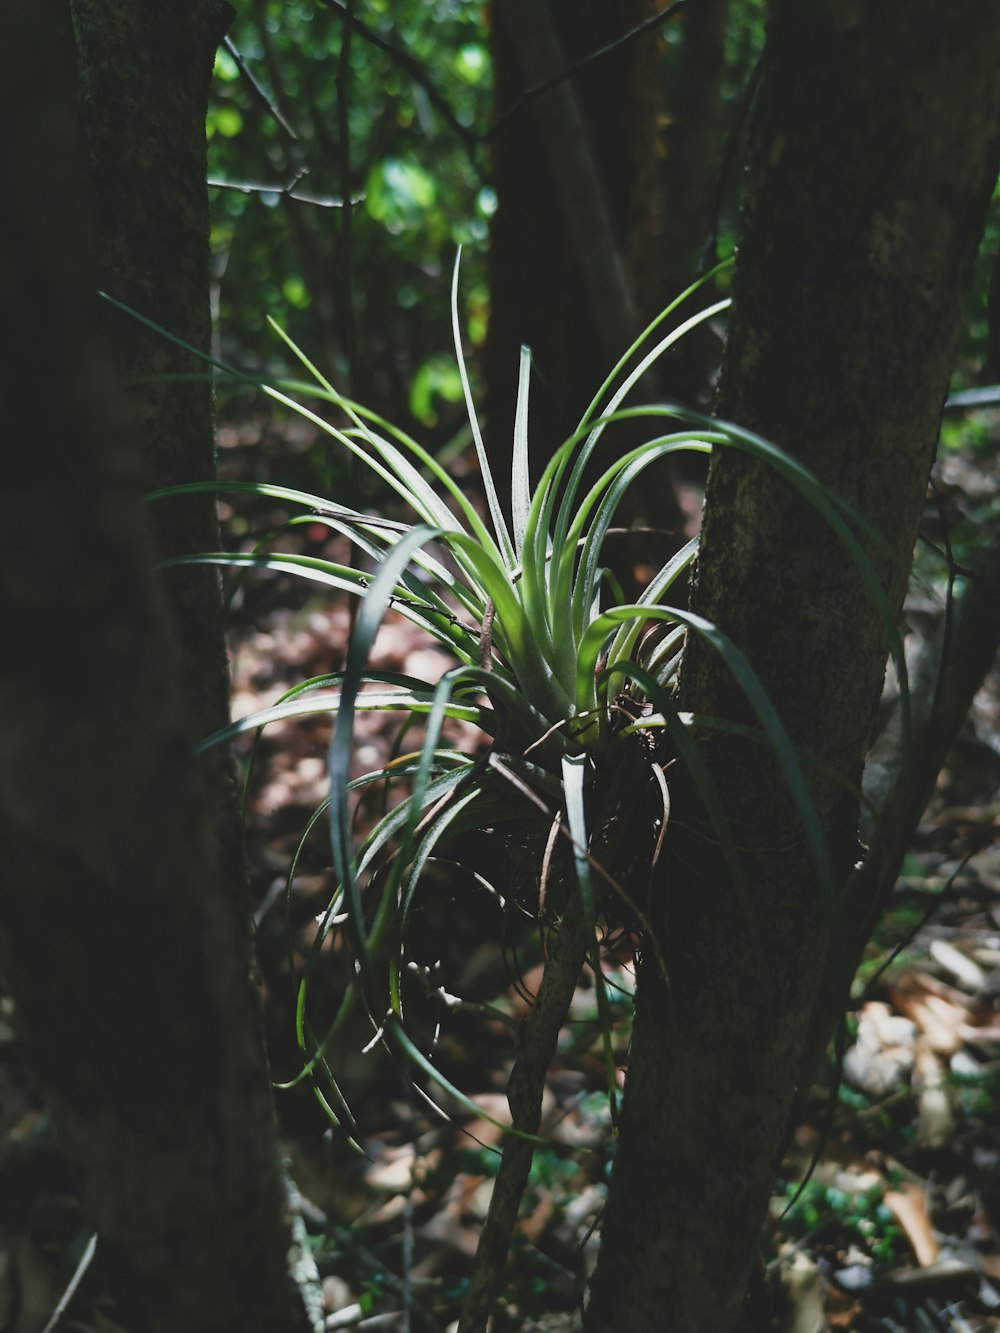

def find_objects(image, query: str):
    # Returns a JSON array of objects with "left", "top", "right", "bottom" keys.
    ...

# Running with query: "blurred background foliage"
[
  {"left": 208, "top": 0, "right": 493, "bottom": 444},
  {"left": 206, "top": 0, "right": 999, "bottom": 494}
]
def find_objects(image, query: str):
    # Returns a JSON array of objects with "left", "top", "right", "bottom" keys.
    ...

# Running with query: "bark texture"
[
  {"left": 69, "top": 0, "right": 248, "bottom": 931},
  {"left": 586, "top": 5, "right": 1000, "bottom": 1330},
  {"left": 0, "top": 6, "right": 316, "bottom": 1332}
]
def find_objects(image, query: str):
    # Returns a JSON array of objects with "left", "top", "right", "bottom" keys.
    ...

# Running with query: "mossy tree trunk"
[
  {"left": 585, "top": 6, "right": 1000, "bottom": 1331},
  {"left": 0, "top": 4, "right": 318, "bottom": 1331}
]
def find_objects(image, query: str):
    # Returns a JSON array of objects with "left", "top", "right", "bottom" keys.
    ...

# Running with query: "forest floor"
[{"left": 1, "top": 418, "right": 999, "bottom": 1333}]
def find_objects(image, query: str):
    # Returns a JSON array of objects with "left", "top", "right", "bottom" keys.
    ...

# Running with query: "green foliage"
[
  {"left": 949, "top": 1063, "right": 1000, "bottom": 1125},
  {"left": 409, "top": 354, "right": 464, "bottom": 425},
  {"left": 939, "top": 412, "right": 998, "bottom": 456},
  {"left": 955, "top": 189, "right": 1000, "bottom": 386},
  {"left": 778, "top": 1177, "right": 906, "bottom": 1269},
  {"left": 204, "top": 0, "right": 780, "bottom": 443},
  {"left": 207, "top": 0, "right": 490, "bottom": 432},
  {"left": 722, "top": 0, "right": 768, "bottom": 87}
]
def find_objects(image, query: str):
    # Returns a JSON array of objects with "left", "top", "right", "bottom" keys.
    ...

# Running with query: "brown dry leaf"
[
  {"left": 892, "top": 966, "right": 1000, "bottom": 1048},
  {"left": 361, "top": 1192, "right": 409, "bottom": 1228},
  {"left": 367, "top": 1145, "right": 418, "bottom": 1192},
  {"left": 794, "top": 1130, "right": 882, "bottom": 1197},
  {"left": 322, "top": 1274, "right": 354, "bottom": 1307},
  {"left": 912, "top": 1041, "right": 955, "bottom": 1149},
  {"left": 824, "top": 1281, "right": 861, "bottom": 1331},
  {"left": 811, "top": 1157, "right": 883, "bottom": 1196},
  {"left": 520, "top": 1190, "right": 556, "bottom": 1245},
  {"left": 459, "top": 1092, "right": 517, "bottom": 1152},
  {"left": 420, "top": 1170, "right": 496, "bottom": 1257},
  {"left": 777, "top": 1250, "right": 827, "bottom": 1333},
  {"left": 925, "top": 801, "right": 1000, "bottom": 830},
  {"left": 509, "top": 963, "right": 546, "bottom": 1020},
  {"left": 889, "top": 970, "right": 972, "bottom": 1056},
  {"left": 286, "top": 1139, "right": 370, "bottom": 1221},
  {"left": 883, "top": 1182, "right": 939, "bottom": 1268},
  {"left": 958, "top": 1019, "right": 1000, "bottom": 1045},
  {"left": 843, "top": 1001, "right": 916, "bottom": 1097},
  {"left": 929, "top": 938, "right": 988, "bottom": 991}
]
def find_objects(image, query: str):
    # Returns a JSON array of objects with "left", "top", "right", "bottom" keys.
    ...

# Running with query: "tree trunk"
[
  {"left": 486, "top": 0, "right": 667, "bottom": 472},
  {"left": 659, "top": 0, "right": 730, "bottom": 303},
  {"left": 656, "top": 0, "right": 733, "bottom": 407},
  {"left": 70, "top": 0, "right": 249, "bottom": 937},
  {"left": 0, "top": 6, "right": 318, "bottom": 1331},
  {"left": 585, "top": 6, "right": 1000, "bottom": 1330}
]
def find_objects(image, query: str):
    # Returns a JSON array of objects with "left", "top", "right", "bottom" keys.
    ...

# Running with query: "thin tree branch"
[
  {"left": 944, "top": 385, "right": 1000, "bottom": 410},
  {"left": 860, "top": 510, "right": 1000, "bottom": 877},
  {"left": 334, "top": 0, "right": 357, "bottom": 389},
  {"left": 460, "top": 737, "right": 659, "bottom": 1329},
  {"left": 207, "top": 174, "right": 356, "bottom": 207},
  {"left": 802, "top": 504, "right": 1000, "bottom": 1092},
  {"left": 316, "top": 0, "right": 483, "bottom": 172},
  {"left": 223, "top": 33, "right": 301, "bottom": 142},
  {"left": 458, "top": 897, "right": 590, "bottom": 1332},
  {"left": 333, "top": 0, "right": 364, "bottom": 643},
  {"left": 316, "top": 0, "right": 688, "bottom": 170},
  {"left": 485, "top": 0, "right": 690, "bottom": 142}
]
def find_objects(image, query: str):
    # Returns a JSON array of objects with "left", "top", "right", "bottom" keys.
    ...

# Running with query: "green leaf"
[
  {"left": 364, "top": 158, "right": 437, "bottom": 234},
  {"left": 451, "top": 249, "right": 516, "bottom": 569},
  {"left": 511, "top": 345, "right": 532, "bottom": 560}
]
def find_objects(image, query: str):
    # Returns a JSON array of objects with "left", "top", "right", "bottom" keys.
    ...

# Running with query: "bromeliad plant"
[{"left": 142, "top": 255, "right": 908, "bottom": 1143}]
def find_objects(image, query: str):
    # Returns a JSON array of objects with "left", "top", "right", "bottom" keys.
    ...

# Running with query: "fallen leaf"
[
  {"left": 929, "top": 938, "right": 988, "bottom": 991},
  {"left": 880, "top": 1255, "right": 977, "bottom": 1288},
  {"left": 883, "top": 1182, "right": 939, "bottom": 1267},
  {"left": 913, "top": 1041, "right": 955, "bottom": 1149},
  {"left": 778, "top": 1250, "right": 827, "bottom": 1333},
  {"left": 825, "top": 1280, "right": 862, "bottom": 1330},
  {"left": 889, "top": 971, "right": 971, "bottom": 1055},
  {"left": 519, "top": 1190, "right": 555, "bottom": 1245},
  {"left": 844, "top": 1001, "right": 916, "bottom": 1097}
]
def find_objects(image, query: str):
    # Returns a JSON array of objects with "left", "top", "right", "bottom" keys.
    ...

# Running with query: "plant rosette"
[{"left": 134, "top": 254, "right": 907, "bottom": 1140}]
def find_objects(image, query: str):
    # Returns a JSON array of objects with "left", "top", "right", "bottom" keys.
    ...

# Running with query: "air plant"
[{"left": 139, "top": 255, "right": 908, "bottom": 1144}]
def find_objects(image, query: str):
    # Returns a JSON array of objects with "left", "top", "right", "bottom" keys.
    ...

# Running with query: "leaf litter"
[{"left": 1, "top": 426, "right": 999, "bottom": 1331}]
